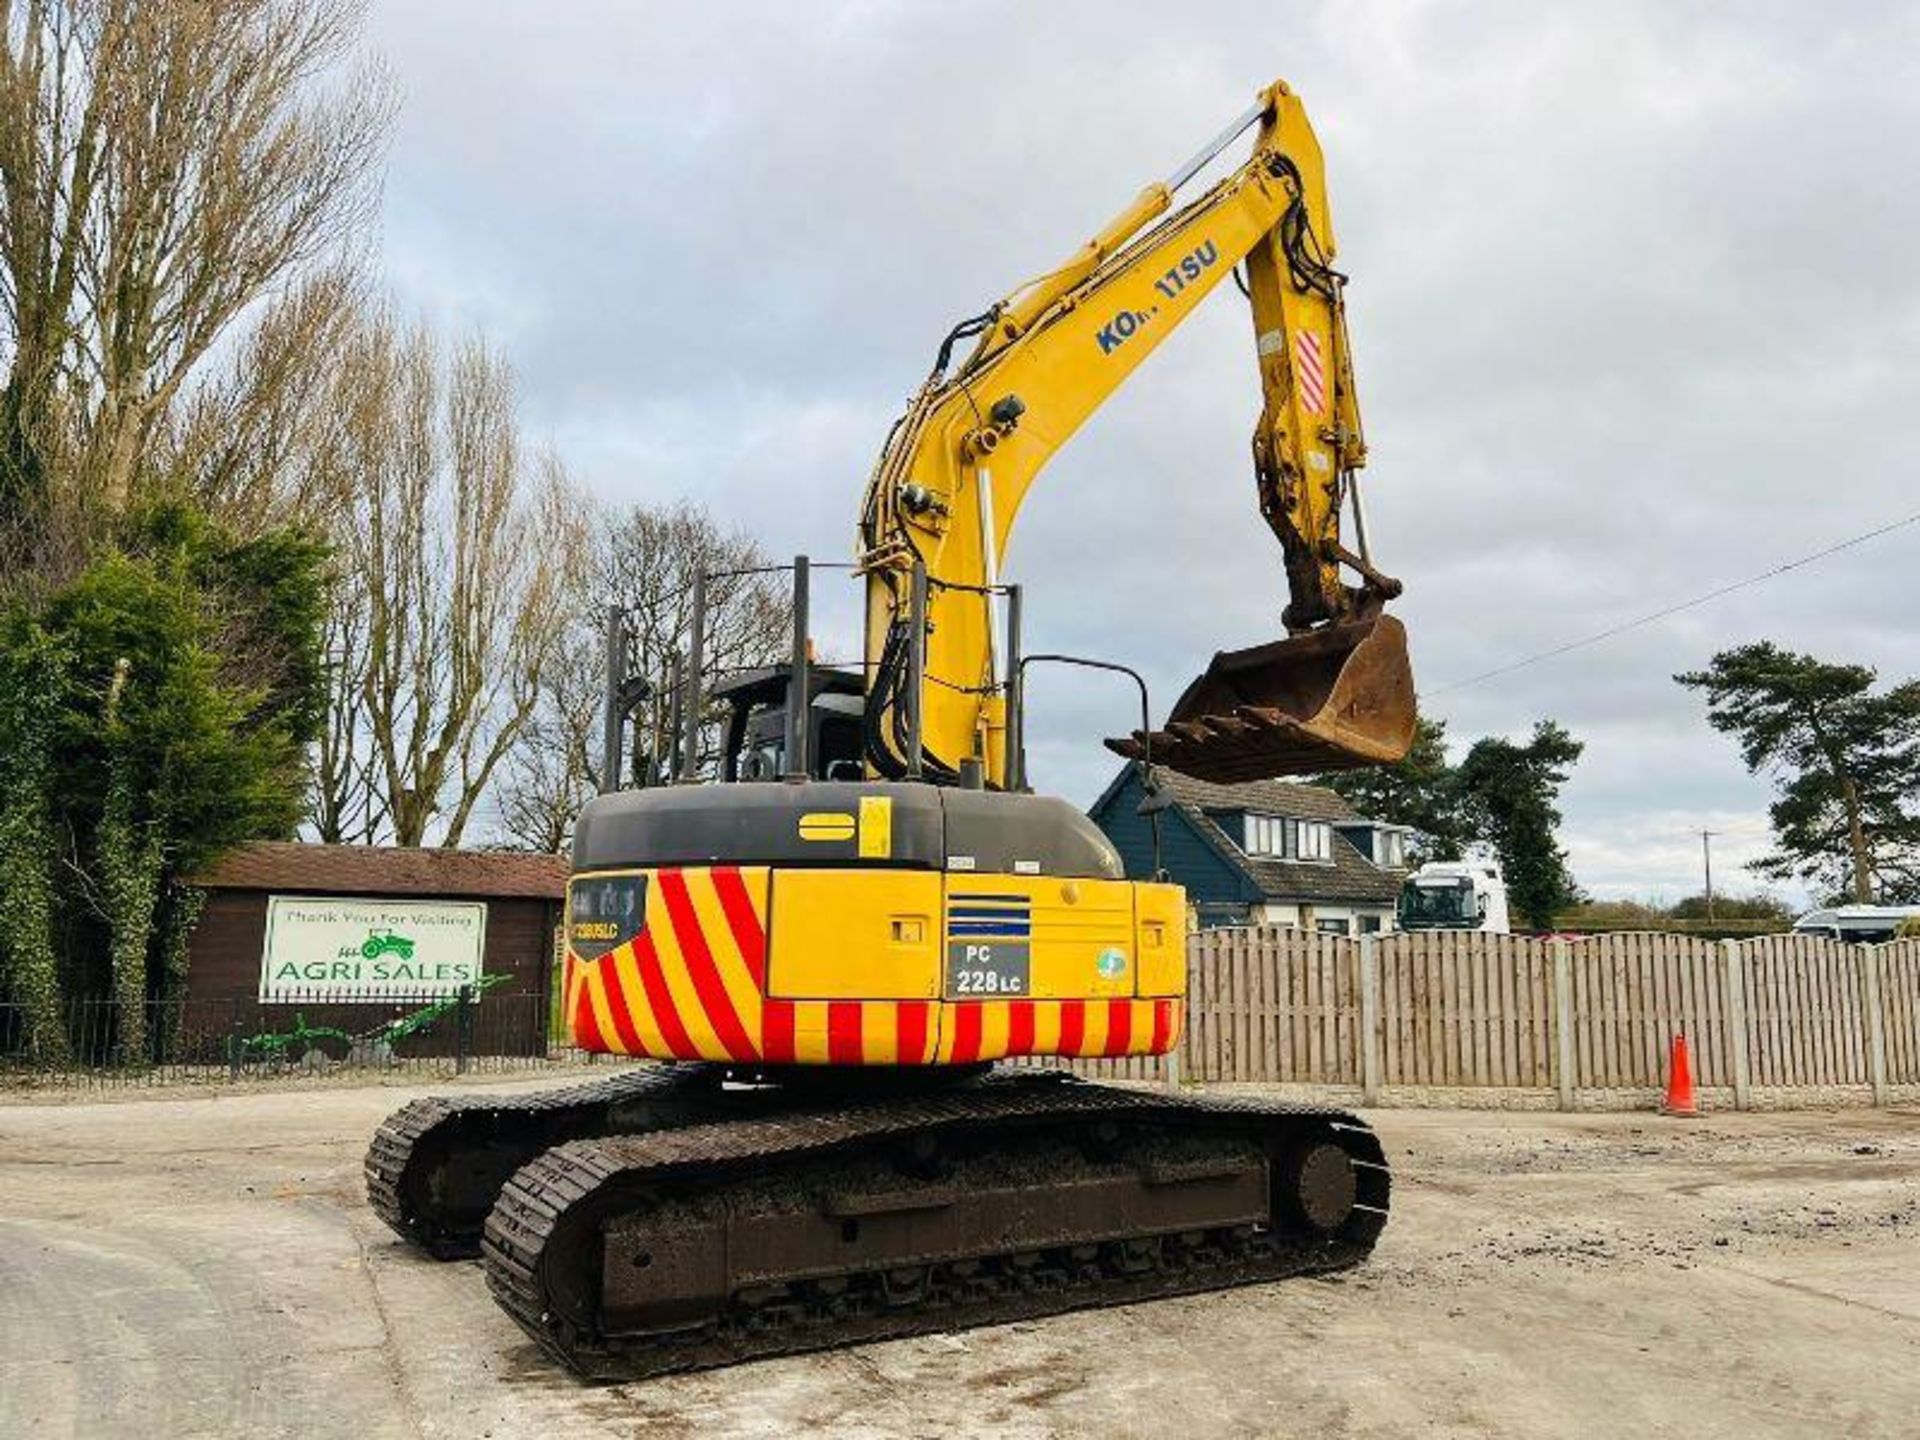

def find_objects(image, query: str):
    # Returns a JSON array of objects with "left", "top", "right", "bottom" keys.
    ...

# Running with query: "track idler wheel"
[{"left": 1279, "top": 1141, "right": 1358, "bottom": 1234}]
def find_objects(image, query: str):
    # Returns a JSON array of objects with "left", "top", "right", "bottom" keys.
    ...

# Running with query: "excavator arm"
[{"left": 858, "top": 80, "right": 1414, "bottom": 788}]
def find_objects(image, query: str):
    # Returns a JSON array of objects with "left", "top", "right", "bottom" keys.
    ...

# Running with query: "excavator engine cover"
[{"left": 1108, "top": 613, "right": 1415, "bottom": 782}]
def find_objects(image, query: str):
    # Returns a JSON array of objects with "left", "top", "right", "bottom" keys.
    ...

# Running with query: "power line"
[{"left": 1420, "top": 508, "right": 1920, "bottom": 699}]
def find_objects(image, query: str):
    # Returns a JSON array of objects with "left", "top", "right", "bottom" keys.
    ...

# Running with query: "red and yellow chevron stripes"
[
  {"left": 934, "top": 997, "right": 1180, "bottom": 1064},
  {"left": 565, "top": 865, "right": 770, "bottom": 1064},
  {"left": 564, "top": 865, "right": 1183, "bottom": 1066}
]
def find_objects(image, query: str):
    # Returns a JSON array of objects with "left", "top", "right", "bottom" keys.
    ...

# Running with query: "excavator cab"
[{"left": 1107, "top": 611, "right": 1415, "bottom": 783}]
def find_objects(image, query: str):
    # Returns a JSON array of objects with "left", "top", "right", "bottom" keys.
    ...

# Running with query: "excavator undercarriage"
[{"left": 370, "top": 1068, "right": 1388, "bottom": 1381}]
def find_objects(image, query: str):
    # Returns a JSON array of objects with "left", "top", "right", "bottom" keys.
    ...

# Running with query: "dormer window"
[
  {"left": 1245, "top": 814, "right": 1286, "bottom": 856},
  {"left": 1238, "top": 813, "right": 1333, "bottom": 862},
  {"left": 1296, "top": 820, "right": 1332, "bottom": 862},
  {"left": 1378, "top": 828, "right": 1406, "bottom": 870}
]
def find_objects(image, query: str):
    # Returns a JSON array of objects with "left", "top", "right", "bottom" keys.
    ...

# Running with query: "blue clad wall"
[{"left": 1089, "top": 770, "right": 1253, "bottom": 909}]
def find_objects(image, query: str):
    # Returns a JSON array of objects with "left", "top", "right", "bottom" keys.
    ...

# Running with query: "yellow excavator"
[{"left": 367, "top": 79, "right": 1413, "bottom": 1380}]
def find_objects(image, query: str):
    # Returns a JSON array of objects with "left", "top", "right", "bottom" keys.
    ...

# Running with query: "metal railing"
[
  {"left": 0, "top": 987, "right": 596, "bottom": 1090},
  {"left": 598, "top": 553, "right": 1030, "bottom": 793}
]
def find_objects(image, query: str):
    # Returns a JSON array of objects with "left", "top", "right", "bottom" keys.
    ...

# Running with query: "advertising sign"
[{"left": 260, "top": 895, "right": 488, "bottom": 1000}]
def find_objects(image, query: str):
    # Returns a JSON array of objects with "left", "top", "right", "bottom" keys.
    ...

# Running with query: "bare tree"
[
  {"left": 492, "top": 500, "right": 793, "bottom": 852},
  {"left": 159, "top": 260, "right": 370, "bottom": 535},
  {"left": 314, "top": 308, "right": 585, "bottom": 847},
  {"left": 310, "top": 551, "right": 382, "bottom": 843},
  {"left": 493, "top": 693, "right": 594, "bottom": 854},
  {"left": 0, "top": 0, "right": 390, "bottom": 560}
]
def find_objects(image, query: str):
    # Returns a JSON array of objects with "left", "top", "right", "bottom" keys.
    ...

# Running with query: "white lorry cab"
[{"left": 1396, "top": 860, "right": 1511, "bottom": 935}]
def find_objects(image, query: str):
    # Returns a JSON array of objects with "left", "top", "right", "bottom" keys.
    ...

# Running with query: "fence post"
[
  {"left": 455, "top": 985, "right": 473, "bottom": 1076},
  {"left": 1862, "top": 946, "right": 1890, "bottom": 1107},
  {"left": 1167, "top": 938, "right": 1197, "bottom": 1092},
  {"left": 1551, "top": 938, "right": 1576, "bottom": 1111},
  {"left": 227, "top": 1002, "right": 244, "bottom": 1082},
  {"left": 1358, "top": 933, "right": 1382, "bottom": 1104},
  {"left": 1721, "top": 939, "right": 1752, "bottom": 1111}
]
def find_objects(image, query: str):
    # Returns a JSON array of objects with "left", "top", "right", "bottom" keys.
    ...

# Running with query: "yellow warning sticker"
[
  {"left": 858, "top": 795, "right": 894, "bottom": 859},
  {"left": 797, "top": 811, "right": 856, "bottom": 842}
]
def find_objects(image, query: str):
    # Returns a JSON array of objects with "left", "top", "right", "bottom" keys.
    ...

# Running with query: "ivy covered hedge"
[{"left": 0, "top": 502, "right": 328, "bottom": 1061}]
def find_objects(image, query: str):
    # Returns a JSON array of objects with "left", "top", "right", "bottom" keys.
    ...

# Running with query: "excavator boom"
[{"left": 859, "top": 81, "right": 1414, "bottom": 786}]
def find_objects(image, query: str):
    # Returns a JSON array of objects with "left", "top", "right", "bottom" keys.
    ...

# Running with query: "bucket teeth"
[
  {"left": 1165, "top": 719, "right": 1219, "bottom": 743},
  {"left": 1105, "top": 613, "right": 1416, "bottom": 782}
]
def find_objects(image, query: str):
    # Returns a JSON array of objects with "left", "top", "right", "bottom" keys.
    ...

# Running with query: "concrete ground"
[{"left": 2, "top": 1076, "right": 1916, "bottom": 1440}]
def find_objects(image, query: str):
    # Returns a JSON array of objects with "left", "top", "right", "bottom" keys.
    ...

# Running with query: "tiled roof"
[
  {"left": 187, "top": 842, "right": 568, "bottom": 900},
  {"left": 1184, "top": 811, "right": 1402, "bottom": 904},
  {"left": 1150, "top": 771, "right": 1362, "bottom": 823},
  {"left": 1118, "top": 768, "right": 1400, "bottom": 906}
]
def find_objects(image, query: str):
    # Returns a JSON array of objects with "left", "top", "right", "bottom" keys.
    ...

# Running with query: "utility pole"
[{"left": 1700, "top": 829, "right": 1716, "bottom": 921}]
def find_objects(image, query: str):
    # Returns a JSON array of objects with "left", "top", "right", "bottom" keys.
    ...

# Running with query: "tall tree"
[
  {"left": 0, "top": 0, "right": 390, "bottom": 554},
  {"left": 313, "top": 311, "right": 585, "bottom": 847},
  {"left": 1677, "top": 643, "right": 1920, "bottom": 903},
  {"left": 493, "top": 501, "right": 792, "bottom": 852},
  {"left": 0, "top": 0, "right": 384, "bottom": 1051},
  {"left": 1454, "top": 720, "right": 1584, "bottom": 930},
  {"left": 159, "top": 261, "right": 371, "bottom": 535},
  {"left": 1314, "top": 716, "right": 1469, "bottom": 860}
]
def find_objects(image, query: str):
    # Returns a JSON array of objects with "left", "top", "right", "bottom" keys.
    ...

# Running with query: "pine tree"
[{"left": 1678, "top": 644, "right": 1920, "bottom": 903}]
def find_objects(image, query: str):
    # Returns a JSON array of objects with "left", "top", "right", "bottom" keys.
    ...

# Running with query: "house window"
[
  {"left": 1296, "top": 821, "right": 1332, "bottom": 862},
  {"left": 1243, "top": 814, "right": 1287, "bottom": 856},
  {"left": 1356, "top": 915, "right": 1383, "bottom": 935},
  {"left": 1378, "top": 829, "right": 1406, "bottom": 870},
  {"left": 1196, "top": 906, "right": 1250, "bottom": 930},
  {"left": 1316, "top": 916, "right": 1351, "bottom": 936}
]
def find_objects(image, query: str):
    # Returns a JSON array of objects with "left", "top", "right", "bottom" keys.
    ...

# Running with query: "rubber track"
[
  {"left": 365, "top": 1066, "right": 716, "bottom": 1258},
  {"left": 483, "top": 1074, "right": 1390, "bottom": 1379}
]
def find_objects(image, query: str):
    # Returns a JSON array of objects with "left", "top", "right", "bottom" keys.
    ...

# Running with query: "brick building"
[{"left": 182, "top": 842, "right": 568, "bottom": 1053}]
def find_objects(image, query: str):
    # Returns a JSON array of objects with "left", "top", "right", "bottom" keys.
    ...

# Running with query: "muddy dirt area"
[{"left": 2, "top": 1074, "right": 1915, "bottom": 1438}]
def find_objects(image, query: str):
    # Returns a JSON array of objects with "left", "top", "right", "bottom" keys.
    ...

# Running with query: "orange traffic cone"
[{"left": 1660, "top": 1032, "right": 1701, "bottom": 1117}]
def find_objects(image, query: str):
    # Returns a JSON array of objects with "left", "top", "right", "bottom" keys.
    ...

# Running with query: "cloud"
[{"left": 366, "top": 0, "right": 1920, "bottom": 902}]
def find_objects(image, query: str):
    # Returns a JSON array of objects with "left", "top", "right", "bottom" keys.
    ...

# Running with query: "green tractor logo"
[{"left": 360, "top": 930, "right": 417, "bottom": 961}]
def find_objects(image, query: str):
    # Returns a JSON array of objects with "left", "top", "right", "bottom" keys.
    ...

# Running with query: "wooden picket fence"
[{"left": 1051, "top": 929, "right": 1920, "bottom": 1108}]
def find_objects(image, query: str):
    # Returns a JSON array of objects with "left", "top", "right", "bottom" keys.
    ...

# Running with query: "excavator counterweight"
[{"left": 1109, "top": 613, "right": 1416, "bottom": 781}]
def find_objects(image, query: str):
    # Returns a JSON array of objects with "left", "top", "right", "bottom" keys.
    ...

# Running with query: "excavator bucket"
[{"left": 1107, "top": 613, "right": 1416, "bottom": 782}]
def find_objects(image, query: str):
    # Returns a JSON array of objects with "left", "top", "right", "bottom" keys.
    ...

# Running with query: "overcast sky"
[{"left": 364, "top": 1, "right": 1919, "bottom": 903}]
